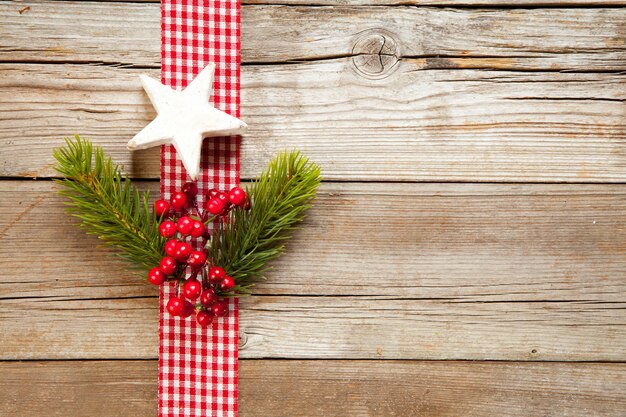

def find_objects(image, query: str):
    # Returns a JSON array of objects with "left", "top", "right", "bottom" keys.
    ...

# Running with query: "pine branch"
[
  {"left": 53, "top": 136, "right": 321, "bottom": 293},
  {"left": 209, "top": 151, "right": 322, "bottom": 291},
  {"left": 53, "top": 136, "right": 164, "bottom": 271}
]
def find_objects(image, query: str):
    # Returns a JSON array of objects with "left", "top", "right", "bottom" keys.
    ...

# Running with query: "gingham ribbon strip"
[{"left": 159, "top": 0, "right": 240, "bottom": 416}]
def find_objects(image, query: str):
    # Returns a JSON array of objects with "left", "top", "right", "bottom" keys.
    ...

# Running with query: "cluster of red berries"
[{"left": 147, "top": 181, "right": 249, "bottom": 327}]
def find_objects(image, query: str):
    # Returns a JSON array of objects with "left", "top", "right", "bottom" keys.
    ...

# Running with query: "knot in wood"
[
  {"left": 351, "top": 31, "right": 399, "bottom": 79},
  {"left": 238, "top": 329, "right": 248, "bottom": 349}
]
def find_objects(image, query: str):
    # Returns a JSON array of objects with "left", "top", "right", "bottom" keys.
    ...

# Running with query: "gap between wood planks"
[
  {"left": 18, "top": 0, "right": 626, "bottom": 8},
  {"left": 1, "top": 356, "right": 626, "bottom": 361},
  {"left": 2, "top": 54, "right": 623, "bottom": 75}
]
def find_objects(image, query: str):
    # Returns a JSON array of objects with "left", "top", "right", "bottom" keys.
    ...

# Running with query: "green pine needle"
[
  {"left": 53, "top": 136, "right": 321, "bottom": 292},
  {"left": 209, "top": 150, "right": 322, "bottom": 292},
  {"left": 53, "top": 135, "right": 164, "bottom": 271}
]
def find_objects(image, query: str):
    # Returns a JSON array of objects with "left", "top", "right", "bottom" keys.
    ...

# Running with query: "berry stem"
[
  {"left": 203, "top": 215, "right": 219, "bottom": 226},
  {"left": 201, "top": 267, "right": 208, "bottom": 290}
]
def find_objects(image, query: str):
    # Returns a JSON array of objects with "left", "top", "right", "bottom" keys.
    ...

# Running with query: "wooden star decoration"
[{"left": 127, "top": 64, "right": 247, "bottom": 180}]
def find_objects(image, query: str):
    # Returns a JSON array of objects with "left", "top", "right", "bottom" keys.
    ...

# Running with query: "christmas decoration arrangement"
[
  {"left": 51, "top": 0, "right": 314, "bottom": 414},
  {"left": 54, "top": 136, "right": 321, "bottom": 326}
]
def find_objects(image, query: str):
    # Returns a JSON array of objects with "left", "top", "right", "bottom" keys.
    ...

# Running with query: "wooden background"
[{"left": 0, "top": 0, "right": 625, "bottom": 415}]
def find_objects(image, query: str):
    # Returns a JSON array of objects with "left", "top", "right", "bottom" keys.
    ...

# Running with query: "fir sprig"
[
  {"left": 53, "top": 136, "right": 164, "bottom": 270},
  {"left": 53, "top": 136, "right": 321, "bottom": 292},
  {"left": 209, "top": 151, "right": 322, "bottom": 292}
]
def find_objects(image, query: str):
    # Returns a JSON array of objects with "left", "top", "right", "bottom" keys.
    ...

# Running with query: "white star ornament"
[{"left": 127, "top": 64, "right": 247, "bottom": 180}]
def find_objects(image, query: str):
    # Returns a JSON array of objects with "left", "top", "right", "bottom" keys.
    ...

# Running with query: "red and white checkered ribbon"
[{"left": 159, "top": 0, "right": 240, "bottom": 415}]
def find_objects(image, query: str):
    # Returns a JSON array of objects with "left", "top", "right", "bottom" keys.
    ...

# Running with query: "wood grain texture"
[
  {"left": 1, "top": 0, "right": 625, "bottom": 412},
  {"left": 1, "top": 181, "right": 624, "bottom": 360},
  {"left": 0, "top": 361, "right": 157, "bottom": 417},
  {"left": 2, "top": 293, "right": 625, "bottom": 360},
  {"left": 240, "top": 360, "right": 626, "bottom": 416},
  {"left": 1, "top": 360, "right": 625, "bottom": 417},
  {"left": 2, "top": 2, "right": 626, "bottom": 71},
  {"left": 11, "top": 0, "right": 624, "bottom": 4},
  {"left": 2, "top": 2, "right": 625, "bottom": 182},
  {"left": 1, "top": 62, "right": 625, "bottom": 181},
  {"left": 2, "top": 181, "right": 625, "bottom": 299}
]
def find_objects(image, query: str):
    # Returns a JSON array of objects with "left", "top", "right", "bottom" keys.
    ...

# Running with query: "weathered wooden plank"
[
  {"left": 240, "top": 361, "right": 626, "bottom": 416},
  {"left": 1, "top": 360, "right": 625, "bottom": 417},
  {"left": 2, "top": 2, "right": 625, "bottom": 71},
  {"left": 1, "top": 63, "right": 624, "bottom": 181},
  {"left": 240, "top": 295, "right": 626, "bottom": 361},
  {"left": 1, "top": 181, "right": 624, "bottom": 360},
  {"left": 0, "top": 361, "right": 157, "bottom": 417},
  {"left": 2, "top": 292, "right": 624, "bottom": 360},
  {"left": 2, "top": 181, "right": 625, "bottom": 299},
  {"left": 244, "top": 6, "right": 626, "bottom": 71},
  {"left": 0, "top": 0, "right": 160, "bottom": 66}
]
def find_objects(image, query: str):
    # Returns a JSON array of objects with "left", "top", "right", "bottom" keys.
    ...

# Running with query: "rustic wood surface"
[
  {"left": 4, "top": 3, "right": 626, "bottom": 70},
  {"left": 0, "top": 0, "right": 624, "bottom": 415},
  {"left": 1, "top": 2, "right": 626, "bottom": 181},
  {"left": 2, "top": 64, "right": 625, "bottom": 181},
  {"left": 3, "top": 181, "right": 624, "bottom": 299},
  {"left": 1, "top": 360, "right": 625, "bottom": 417},
  {"left": 1, "top": 181, "right": 625, "bottom": 361}
]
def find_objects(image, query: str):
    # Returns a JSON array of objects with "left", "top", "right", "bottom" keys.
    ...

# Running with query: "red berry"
[
  {"left": 159, "top": 221, "right": 177, "bottom": 238},
  {"left": 166, "top": 297, "right": 184, "bottom": 316},
  {"left": 154, "top": 199, "right": 170, "bottom": 217},
  {"left": 220, "top": 276, "right": 235, "bottom": 292},
  {"left": 208, "top": 266, "right": 226, "bottom": 282},
  {"left": 174, "top": 241, "right": 192, "bottom": 262},
  {"left": 211, "top": 300, "right": 228, "bottom": 317},
  {"left": 182, "top": 182, "right": 198, "bottom": 199},
  {"left": 196, "top": 310, "right": 214, "bottom": 327},
  {"left": 187, "top": 251, "right": 207, "bottom": 268},
  {"left": 228, "top": 187, "right": 246, "bottom": 206},
  {"left": 180, "top": 300, "right": 196, "bottom": 318},
  {"left": 206, "top": 197, "right": 227, "bottom": 215},
  {"left": 170, "top": 192, "right": 188, "bottom": 212},
  {"left": 243, "top": 199, "right": 251, "bottom": 211},
  {"left": 177, "top": 216, "right": 194, "bottom": 235},
  {"left": 183, "top": 280, "right": 202, "bottom": 300},
  {"left": 208, "top": 188, "right": 220, "bottom": 199},
  {"left": 200, "top": 288, "right": 217, "bottom": 307},
  {"left": 159, "top": 256, "right": 177, "bottom": 275},
  {"left": 217, "top": 191, "right": 228, "bottom": 202},
  {"left": 164, "top": 239, "right": 179, "bottom": 257},
  {"left": 148, "top": 267, "right": 165, "bottom": 285},
  {"left": 190, "top": 220, "right": 205, "bottom": 238}
]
